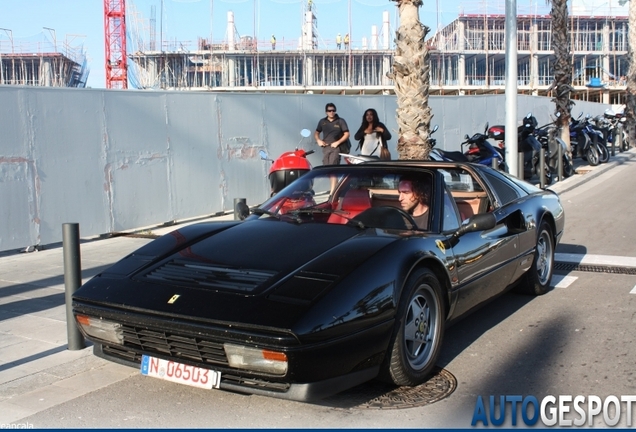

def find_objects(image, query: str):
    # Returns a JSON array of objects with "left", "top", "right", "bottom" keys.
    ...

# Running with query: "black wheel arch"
[
  {"left": 400, "top": 256, "right": 453, "bottom": 322},
  {"left": 538, "top": 210, "right": 557, "bottom": 246}
]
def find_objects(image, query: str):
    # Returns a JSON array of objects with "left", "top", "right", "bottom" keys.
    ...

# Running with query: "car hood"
[{"left": 74, "top": 219, "right": 397, "bottom": 332}]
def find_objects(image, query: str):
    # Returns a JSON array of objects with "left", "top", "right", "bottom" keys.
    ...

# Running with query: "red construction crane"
[{"left": 104, "top": 0, "right": 128, "bottom": 89}]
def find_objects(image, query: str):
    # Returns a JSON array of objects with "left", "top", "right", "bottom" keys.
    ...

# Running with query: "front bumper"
[{"left": 94, "top": 342, "right": 380, "bottom": 401}]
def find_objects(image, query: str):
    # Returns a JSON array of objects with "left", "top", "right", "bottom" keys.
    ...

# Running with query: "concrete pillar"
[
  {"left": 41, "top": 60, "right": 52, "bottom": 86},
  {"left": 302, "top": 11, "right": 315, "bottom": 50},
  {"left": 305, "top": 55, "right": 314, "bottom": 86},
  {"left": 530, "top": 19, "right": 538, "bottom": 91},
  {"left": 382, "top": 11, "right": 390, "bottom": 49},
  {"left": 458, "top": 19, "right": 466, "bottom": 88},
  {"left": 383, "top": 54, "right": 391, "bottom": 85},
  {"left": 603, "top": 22, "right": 611, "bottom": 83},
  {"left": 371, "top": 25, "right": 378, "bottom": 50},
  {"left": 227, "top": 12, "right": 235, "bottom": 52}
]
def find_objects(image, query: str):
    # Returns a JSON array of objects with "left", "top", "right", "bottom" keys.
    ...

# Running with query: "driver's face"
[{"left": 398, "top": 180, "right": 418, "bottom": 213}]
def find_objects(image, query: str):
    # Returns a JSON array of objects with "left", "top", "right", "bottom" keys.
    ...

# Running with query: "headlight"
[
  {"left": 223, "top": 343, "right": 288, "bottom": 375},
  {"left": 75, "top": 314, "right": 124, "bottom": 345}
]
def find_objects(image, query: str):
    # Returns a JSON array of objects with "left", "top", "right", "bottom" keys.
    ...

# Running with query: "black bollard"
[
  {"left": 517, "top": 153, "right": 525, "bottom": 180},
  {"left": 539, "top": 148, "right": 546, "bottom": 189},
  {"left": 234, "top": 198, "right": 247, "bottom": 220},
  {"left": 557, "top": 141, "right": 563, "bottom": 182},
  {"left": 63, "top": 223, "right": 86, "bottom": 351}
]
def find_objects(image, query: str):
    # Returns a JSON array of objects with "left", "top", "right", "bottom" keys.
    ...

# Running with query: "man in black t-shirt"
[
  {"left": 398, "top": 175, "right": 431, "bottom": 230},
  {"left": 314, "top": 103, "right": 350, "bottom": 165}
]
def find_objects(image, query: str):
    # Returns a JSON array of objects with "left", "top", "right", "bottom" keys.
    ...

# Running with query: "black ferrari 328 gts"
[{"left": 73, "top": 161, "right": 564, "bottom": 401}]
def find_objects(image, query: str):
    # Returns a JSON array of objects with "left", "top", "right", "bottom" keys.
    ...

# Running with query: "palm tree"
[
  {"left": 547, "top": 0, "right": 574, "bottom": 150},
  {"left": 389, "top": 0, "right": 432, "bottom": 160},
  {"left": 620, "top": 0, "right": 636, "bottom": 146}
]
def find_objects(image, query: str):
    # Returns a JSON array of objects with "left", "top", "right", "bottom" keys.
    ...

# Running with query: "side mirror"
[
  {"left": 444, "top": 213, "right": 497, "bottom": 248},
  {"left": 431, "top": 124, "right": 439, "bottom": 133},
  {"left": 235, "top": 201, "right": 250, "bottom": 220},
  {"left": 300, "top": 129, "right": 311, "bottom": 138},
  {"left": 465, "top": 134, "right": 470, "bottom": 140},
  {"left": 526, "top": 112, "right": 532, "bottom": 119},
  {"left": 484, "top": 122, "right": 489, "bottom": 134},
  {"left": 259, "top": 150, "right": 269, "bottom": 160}
]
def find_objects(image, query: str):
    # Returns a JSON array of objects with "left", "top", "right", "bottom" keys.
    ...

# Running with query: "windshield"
[{"left": 253, "top": 167, "right": 435, "bottom": 231}]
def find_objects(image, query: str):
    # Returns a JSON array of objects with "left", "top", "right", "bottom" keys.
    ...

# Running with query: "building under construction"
[
  {"left": 427, "top": 13, "right": 628, "bottom": 104},
  {"left": 127, "top": 6, "right": 394, "bottom": 94},
  {"left": 127, "top": 4, "right": 628, "bottom": 104},
  {"left": 0, "top": 32, "right": 88, "bottom": 88}
]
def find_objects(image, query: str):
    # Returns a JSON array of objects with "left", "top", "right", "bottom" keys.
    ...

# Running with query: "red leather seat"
[
  {"left": 456, "top": 201, "right": 475, "bottom": 221},
  {"left": 328, "top": 189, "right": 371, "bottom": 224}
]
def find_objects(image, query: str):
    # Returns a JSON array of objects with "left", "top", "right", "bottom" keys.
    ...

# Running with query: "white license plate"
[{"left": 141, "top": 355, "right": 221, "bottom": 390}]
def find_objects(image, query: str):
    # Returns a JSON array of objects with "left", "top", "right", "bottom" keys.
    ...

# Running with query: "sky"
[{"left": 0, "top": 0, "right": 624, "bottom": 89}]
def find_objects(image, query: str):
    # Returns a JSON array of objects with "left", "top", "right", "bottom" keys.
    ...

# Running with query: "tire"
[
  {"left": 517, "top": 221, "right": 554, "bottom": 295},
  {"left": 563, "top": 156, "right": 574, "bottom": 178},
  {"left": 543, "top": 163, "right": 553, "bottom": 186},
  {"left": 598, "top": 142, "right": 610, "bottom": 163},
  {"left": 382, "top": 268, "right": 445, "bottom": 386},
  {"left": 586, "top": 145, "right": 600, "bottom": 166}
]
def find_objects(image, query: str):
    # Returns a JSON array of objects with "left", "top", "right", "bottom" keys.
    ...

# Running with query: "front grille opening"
[{"left": 121, "top": 324, "right": 229, "bottom": 366}]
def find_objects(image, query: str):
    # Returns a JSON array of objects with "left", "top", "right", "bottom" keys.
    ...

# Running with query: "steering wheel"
[
  {"left": 352, "top": 206, "right": 419, "bottom": 230},
  {"left": 385, "top": 206, "right": 419, "bottom": 230}
]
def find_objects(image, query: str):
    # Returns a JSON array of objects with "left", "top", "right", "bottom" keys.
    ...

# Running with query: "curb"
[{"left": 547, "top": 147, "right": 635, "bottom": 195}]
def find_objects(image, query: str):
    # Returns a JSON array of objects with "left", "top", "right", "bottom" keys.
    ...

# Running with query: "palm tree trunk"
[
  {"left": 390, "top": 0, "right": 432, "bottom": 160},
  {"left": 549, "top": 0, "right": 573, "bottom": 151},
  {"left": 625, "top": 0, "right": 636, "bottom": 146}
]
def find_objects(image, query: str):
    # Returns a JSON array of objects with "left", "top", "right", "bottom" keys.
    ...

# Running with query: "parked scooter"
[
  {"left": 604, "top": 108, "right": 629, "bottom": 152},
  {"left": 533, "top": 116, "right": 574, "bottom": 178},
  {"left": 583, "top": 114, "right": 609, "bottom": 163},
  {"left": 488, "top": 113, "right": 551, "bottom": 184},
  {"left": 431, "top": 123, "right": 505, "bottom": 169},
  {"left": 260, "top": 129, "right": 315, "bottom": 195},
  {"left": 569, "top": 113, "right": 600, "bottom": 166}
]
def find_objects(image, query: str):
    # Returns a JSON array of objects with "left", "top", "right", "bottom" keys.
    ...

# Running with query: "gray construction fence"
[{"left": 0, "top": 86, "right": 610, "bottom": 253}]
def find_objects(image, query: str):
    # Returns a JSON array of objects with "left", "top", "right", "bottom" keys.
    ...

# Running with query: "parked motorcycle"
[
  {"left": 488, "top": 113, "right": 551, "bottom": 184},
  {"left": 569, "top": 113, "right": 600, "bottom": 166},
  {"left": 260, "top": 129, "right": 315, "bottom": 195},
  {"left": 431, "top": 123, "right": 505, "bottom": 170},
  {"left": 603, "top": 109, "right": 629, "bottom": 152},
  {"left": 533, "top": 118, "right": 574, "bottom": 178},
  {"left": 583, "top": 114, "right": 609, "bottom": 163}
]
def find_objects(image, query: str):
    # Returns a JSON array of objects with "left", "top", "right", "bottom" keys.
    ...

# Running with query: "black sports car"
[{"left": 72, "top": 161, "right": 564, "bottom": 401}]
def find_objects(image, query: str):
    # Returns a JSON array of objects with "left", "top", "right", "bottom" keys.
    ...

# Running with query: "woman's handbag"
[{"left": 380, "top": 146, "right": 391, "bottom": 160}]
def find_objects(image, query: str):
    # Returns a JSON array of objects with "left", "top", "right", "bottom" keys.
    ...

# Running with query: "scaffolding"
[
  {"left": 126, "top": 12, "right": 628, "bottom": 103},
  {"left": 0, "top": 32, "right": 88, "bottom": 87},
  {"left": 427, "top": 14, "right": 629, "bottom": 104}
]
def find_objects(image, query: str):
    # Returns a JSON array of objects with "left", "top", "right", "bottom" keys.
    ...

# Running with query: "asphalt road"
[{"left": 16, "top": 159, "right": 636, "bottom": 428}]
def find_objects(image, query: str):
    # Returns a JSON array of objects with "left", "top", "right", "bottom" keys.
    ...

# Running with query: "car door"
[{"left": 441, "top": 167, "right": 521, "bottom": 318}]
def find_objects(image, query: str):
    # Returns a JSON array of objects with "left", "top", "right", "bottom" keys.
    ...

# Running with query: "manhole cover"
[{"left": 323, "top": 368, "right": 457, "bottom": 410}]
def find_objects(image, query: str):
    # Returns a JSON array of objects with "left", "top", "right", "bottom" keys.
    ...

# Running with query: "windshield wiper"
[
  {"left": 288, "top": 207, "right": 366, "bottom": 229},
  {"left": 251, "top": 208, "right": 282, "bottom": 220}
]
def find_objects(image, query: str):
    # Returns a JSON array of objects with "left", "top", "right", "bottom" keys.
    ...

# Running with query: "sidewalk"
[{"left": 0, "top": 149, "right": 634, "bottom": 424}]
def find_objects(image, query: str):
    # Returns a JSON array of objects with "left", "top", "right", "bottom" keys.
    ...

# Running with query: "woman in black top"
[{"left": 353, "top": 108, "right": 392, "bottom": 157}]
